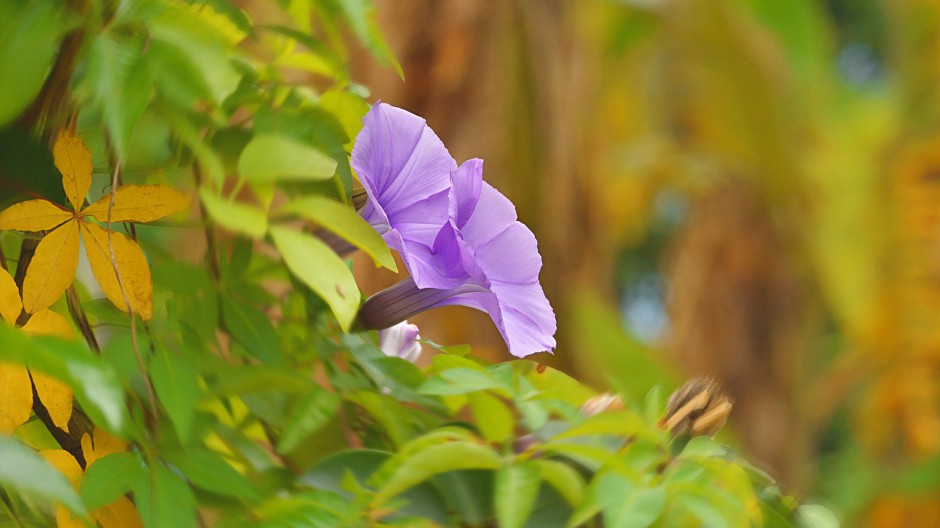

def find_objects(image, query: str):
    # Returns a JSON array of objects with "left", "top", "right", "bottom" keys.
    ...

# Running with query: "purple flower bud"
[
  {"left": 353, "top": 103, "right": 556, "bottom": 357},
  {"left": 378, "top": 321, "right": 423, "bottom": 363}
]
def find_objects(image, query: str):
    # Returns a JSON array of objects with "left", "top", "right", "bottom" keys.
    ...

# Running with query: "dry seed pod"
[
  {"left": 579, "top": 393, "right": 625, "bottom": 417},
  {"left": 663, "top": 377, "right": 733, "bottom": 437}
]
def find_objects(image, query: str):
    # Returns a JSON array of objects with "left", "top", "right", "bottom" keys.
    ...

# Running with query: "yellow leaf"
[
  {"left": 0, "top": 199, "right": 73, "bottom": 232},
  {"left": 22, "top": 220, "right": 80, "bottom": 314},
  {"left": 94, "top": 496, "right": 144, "bottom": 528},
  {"left": 22, "top": 309, "right": 74, "bottom": 339},
  {"left": 0, "top": 362, "right": 32, "bottom": 433},
  {"left": 83, "top": 185, "right": 192, "bottom": 223},
  {"left": 80, "top": 222, "right": 153, "bottom": 320},
  {"left": 56, "top": 506, "right": 86, "bottom": 528},
  {"left": 82, "top": 428, "right": 128, "bottom": 467},
  {"left": 0, "top": 266, "right": 21, "bottom": 324},
  {"left": 53, "top": 132, "right": 93, "bottom": 212},
  {"left": 40, "top": 449, "right": 83, "bottom": 489},
  {"left": 33, "top": 371, "right": 73, "bottom": 432}
]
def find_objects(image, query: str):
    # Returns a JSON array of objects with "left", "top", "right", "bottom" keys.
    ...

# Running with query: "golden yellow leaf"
[
  {"left": 22, "top": 309, "right": 74, "bottom": 339},
  {"left": 83, "top": 185, "right": 192, "bottom": 223},
  {"left": 53, "top": 132, "right": 93, "bottom": 212},
  {"left": 82, "top": 428, "right": 129, "bottom": 467},
  {"left": 0, "top": 362, "right": 32, "bottom": 433},
  {"left": 94, "top": 496, "right": 144, "bottom": 528},
  {"left": 0, "top": 199, "right": 73, "bottom": 232},
  {"left": 0, "top": 266, "right": 21, "bottom": 325},
  {"left": 22, "top": 220, "right": 80, "bottom": 314},
  {"left": 32, "top": 371, "right": 73, "bottom": 432},
  {"left": 41, "top": 449, "right": 83, "bottom": 489},
  {"left": 80, "top": 222, "right": 153, "bottom": 320}
]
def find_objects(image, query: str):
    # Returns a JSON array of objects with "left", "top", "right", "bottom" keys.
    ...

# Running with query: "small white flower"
[{"left": 378, "top": 321, "right": 422, "bottom": 363}]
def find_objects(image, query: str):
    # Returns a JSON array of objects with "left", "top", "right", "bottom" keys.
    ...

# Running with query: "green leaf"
[
  {"left": 643, "top": 385, "right": 666, "bottom": 423},
  {"left": 797, "top": 504, "right": 839, "bottom": 528},
  {"left": 418, "top": 368, "right": 504, "bottom": 396},
  {"left": 374, "top": 442, "right": 501, "bottom": 506},
  {"left": 199, "top": 187, "right": 268, "bottom": 238},
  {"left": 220, "top": 297, "right": 284, "bottom": 363},
  {"left": 495, "top": 461, "right": 542, "bottom": 528},
  {"left": 536, "top": 459, "right": 585, "bottom": 506},
  {"left": 602, "top": 485, "right": 666, "bottom": 528},
  {"left": 0, "top": 437, "right": 86, "bottom": 516},
  {"left": 135, "top": 464, "right": 197, "bottom": 528},
  {"left": 85, "top": 32, "right": 152, "bottom": 161},
  {"left": 238, "top": 134, "right": 337, "bottom": 182},
  {"left": 269, "top": 226, "right": 360, "bottom": 330},
  {"left": 80, "top": 452, "right": 144, "bottom": 510},
  {"left": 0, "top": 1, "right": 64, "bottom": 125},
  {"left": 432, "top": 470, "right": 494, "bottom": 525},
  {"left": 334, "top": 0, "right": 403, "bottom": 78},
  {"left": 166, "top": 448, "right": 259, "bottom": 500},
  {"left": 319, "top": 89, "right": 369, "bottom": 146},
  {"left": 467, "top": 391, "right": 513, "bottom": 442},
  {"left": 279, "top": 196, "right": 396, "bottom": 270},
  {"left": 150, "top": 344, "right": 200, "bottom": 442},
  {"left": 0, "top": 326, "right": 127, "bottom": 434},
  {"left": 203, "top": 366, "right": 315, "bottom": 398},
  {"left": 277, "top": 387, "right": 341, "bottom": 454}
]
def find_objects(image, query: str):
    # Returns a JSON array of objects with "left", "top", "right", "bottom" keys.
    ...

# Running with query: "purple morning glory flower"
[
  {"left": 379, "top": 321, "right": 423, "bottom": 363},
  {"left": 354, "top": 103, "right": 556, "bottom": 357},
  {"left": 352, "top": 103, "right": 464, "bottom": 289}
]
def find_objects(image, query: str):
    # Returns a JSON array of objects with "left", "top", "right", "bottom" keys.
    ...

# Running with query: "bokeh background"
[{"left": 342, "top": 0, "right": 940, "bottom": 525}]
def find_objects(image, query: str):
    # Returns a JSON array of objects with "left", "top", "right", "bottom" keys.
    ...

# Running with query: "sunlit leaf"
[
  {"left": 0, "top": 265, "right": 21, "bottom": 324},
  {"left": 0, "top": 199, "right": 72, "bottom": 232},
  {"left": 198, "top": 187, "right": 268, "bottom": 238},
  {"left": 269, "top": 226, "right": 360, "bottom": 330},
  {"left": 238, "top": 134, "right": 337, "bottom": 182},
  {"left": 602, "top": 485, "right": 667, "bottom": 528},
  {"left": 22, "top": 219, "right": 80, "bottom": 314},
  {"left": 94, "top": 496, "right": 144, "bottom": 528},
  {"left": 32, "top": 371, "right": 73, "bottom": 431},
  {"left": 53, "top": 132, "right": 93, "bottom": 212},
  {"left": 80, "top": 222, "right": 153, "bottom": 320},
  {"left": 279, "top": 196, "right": 396, "bottom": 270},
  {"left": 22, "top": 308, "right": 74, "bottom": 339},
  {"left": 82, "top": 428, "right": 129, "bottom": 468},
  {"left": 495, "top": 461, "right": 542, "bottom": 528},
  {"left": 83, "top": 185, "right": 191, "bottom": 223},
  {"left": 0, "top": 361, "right": 32, "bottom": 433},
  {"left": 40, "top": 449, "right": 83, "bottom": 488},
  {"left": 0, "top": 436, "right": 86, "bottom": 516},
  {"left": 468, "top": 391, "right": 513, "bottom": 442}
]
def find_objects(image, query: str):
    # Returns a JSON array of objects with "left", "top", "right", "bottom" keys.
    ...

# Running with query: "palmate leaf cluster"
[{"left": 0, "top": 1, "right": 832, "bottom": 527}]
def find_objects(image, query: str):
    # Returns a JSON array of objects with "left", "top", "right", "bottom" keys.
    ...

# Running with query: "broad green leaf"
[
  {"left": 166, "top": 448, "right": 259, "bottom": 500},
  {"left": 418, "top": 368, "right": 504, "bottom": 396},
  {"left": 0, "top": 326, "right": 127, "bottom": 434},
  {"left": 85, "top": 32, "right": 152, "bottom": 160},
  {"left": 495, "top": 461, "right": 542, "bottom": 528},
  {"left": 150, "top": 344, "right": 200, "bottom": 442},
  {"left": 374, "top": 441, "right": 501, "bottom": 506},
  {"left": 468, "top": 391, "right": 513, "bottom": 442},
  {"left": 277, "top": 387, "right": 341, "bottom": 453},
  {"left": 602, "top": 486, "right": 666, "bottom": 528},
  {"left": 269, "top": 226, "right": 359, "bottom": 330},
  {"left": 536, "top": 459, "right": 585, "bottom": 506},
  {"left": 319, "top": 89, "right": 369, "bottom": 146},
  {"left": 238, "top": 134, "right": 337, "bottom": 182},
  {"left": 0, "top": 436, "right": 86, "bottom": 516},
  {"left": 135, "top": 464, "right": 197, "bottom": 528},
  {"left": 432, "top": 470, "right": 494, "bottom": 525},
  {"left": 0, "top": 0, "right": 63, "bottom": 125},
  {"left": 220, "top": 297, "right": 283, "bottom": 363},
  {"left": 80, "top": 452, "right": 144, "bottom": 510},
  {"left": 199, "top": 187, "right": 268, "bottom": 238},
  {"left": 279, "top": 196, "right": 396, "bottom": 270},
  {"left": 796, "top": 504, "right": 839, "bottom": 528}
]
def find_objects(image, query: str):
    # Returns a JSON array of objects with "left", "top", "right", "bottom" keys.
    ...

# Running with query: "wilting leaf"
[
  {"left": 22, "top": 219, "right": 80, "bottom": 314},
  {"left": 495, "top": 461, "right": 542, "bottom": 528},
  {"left": 0, "top": 199, "right": 72, "bottom": 231},
  {"left": 269, "top": 226, "right": 359, "bottom": 330},
  {"left": 198, "top": 187, "right": 268, "bottom": 238},
  {"left": 53, "top": 132, "right": 93, "bottom": 212},
  {"left": 0, "top": 265, "right": 21, "bottom": 324},
  {"left": 80, "top": 222, "right": 153, "bottom": 320},
  {"left": 0, "top": 362, "right": 32, "bottom": 433},
  {"left": 0, "top": 436, "right": 86, "bottom": 515},
  {"left": 279, "top": 196, "right": 396, "bottom": 270},
  {"left": 238, "top": 134, "right": 337, "bottom": 182},
  {"left": 83, "top": 185, "right": 191, "bottom": 223}
]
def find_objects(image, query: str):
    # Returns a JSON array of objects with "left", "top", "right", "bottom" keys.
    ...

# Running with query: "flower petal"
[{"left": 450, "top": 159, "right": 483, "bottom": 228}]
